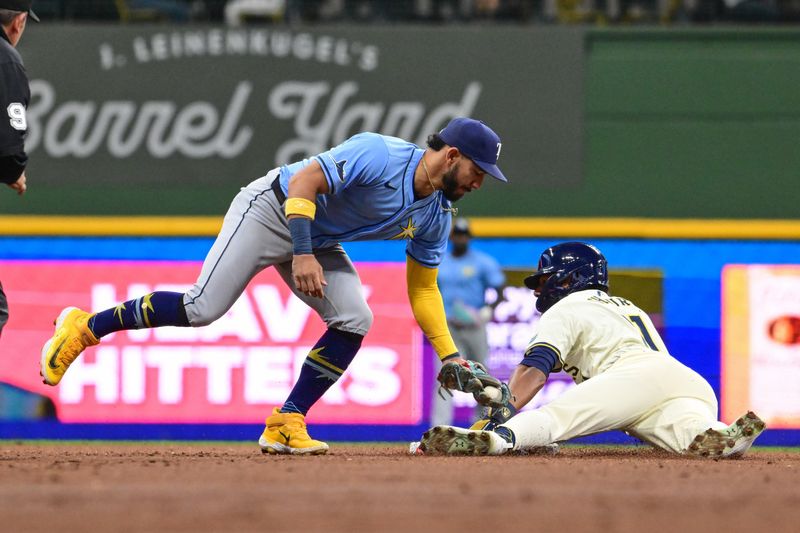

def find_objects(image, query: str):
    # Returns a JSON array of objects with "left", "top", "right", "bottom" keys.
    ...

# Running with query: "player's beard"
[{"left": 441, "top": 166, "right": 464, "bottom": 202}]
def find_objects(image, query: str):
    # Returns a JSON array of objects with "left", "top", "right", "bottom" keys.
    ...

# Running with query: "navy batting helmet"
[{"left": 524, "top": 242, "right": 609, "bottom": 313}]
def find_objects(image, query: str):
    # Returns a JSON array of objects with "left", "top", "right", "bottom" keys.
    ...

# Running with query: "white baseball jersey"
[
  {"left": 507, "top": 289, "right": 726, "bottom": 453},
  {"left": 527, "top": 289, "right": 669, "bottom": 383}
]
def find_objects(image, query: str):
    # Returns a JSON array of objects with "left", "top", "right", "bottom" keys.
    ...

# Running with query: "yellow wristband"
[{"left": 285, "top": 197, "right": 317, "bottom": 219}]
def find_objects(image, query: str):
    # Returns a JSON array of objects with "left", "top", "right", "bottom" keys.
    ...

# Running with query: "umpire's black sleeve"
[
  {"left": 0, "top": 152, "right": 26, "bottom": 183},
  {"left": 0, "top": 54, "right": 29, "bottom": 184},
  {"left": 0, "top": 281, "right": 8, "bottom": 334}
]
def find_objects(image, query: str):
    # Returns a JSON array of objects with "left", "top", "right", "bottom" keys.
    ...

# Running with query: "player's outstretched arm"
[
  {"left": 508, "top": 364, "right": 548, "bottom": 410},
  {"left": 405, "top": 256, "right": 459, "bottom": 360},
  {"left": 406, "top": 256, "right": 506, "bottom": 403}
]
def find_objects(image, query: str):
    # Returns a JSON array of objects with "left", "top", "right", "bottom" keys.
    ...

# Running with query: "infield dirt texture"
[{"left": 2, "top": 443, "right": 798, "bottom": 532}]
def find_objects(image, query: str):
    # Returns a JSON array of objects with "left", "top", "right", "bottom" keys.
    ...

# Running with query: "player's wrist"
[
  {"left": 491, "top": 399, "right": 517, "bottom": 423},
  {"left": 288, "top": 217, "right": 313, "bottom": 255},
  {"left": 441, "top": 351, "right": 461, "bottom": 362}
]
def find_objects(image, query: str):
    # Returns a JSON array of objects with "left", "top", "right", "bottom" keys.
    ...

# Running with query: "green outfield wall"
[
  {"left": 582, "top": 29, "right": 800, "bottom": 219},
  {"left": 2, "top": 25, "right": 798, "bottom": 220}
]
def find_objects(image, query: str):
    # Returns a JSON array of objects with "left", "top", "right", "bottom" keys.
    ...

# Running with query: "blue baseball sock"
[
  {"left": 88, "top": 291, "right": 190, "bottom": 339},
  {"left": 280, "top": 328, "right": 364, "bottom": 415}
]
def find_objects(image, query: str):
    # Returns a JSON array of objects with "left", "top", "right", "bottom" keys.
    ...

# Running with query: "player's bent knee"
[
  {"left": 187, "top": 313, "right": 215, "bottom": 328},
  {"left": 326, "top": 305, "right": 373, "bottom": 336},
  {"left": 183, "top": 300, "right": 230, "bottom": 328},
  {"left": 360, "top": 307, "right": 374, "bottom": 332}
]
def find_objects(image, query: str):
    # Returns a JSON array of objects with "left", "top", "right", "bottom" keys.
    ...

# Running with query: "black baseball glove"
[{"left": 436, "top": 360, "right": 510, "bottom": 408}]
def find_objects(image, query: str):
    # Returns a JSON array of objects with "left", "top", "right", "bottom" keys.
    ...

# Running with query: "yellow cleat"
[
  {"left": 258, "top": 407, "right": 329, "bottom": 455},
  {"left": 40, "top": 307, "right": 99, "bottom": 386},
  {"left": 469, "top": 419, "right": 491, "bottom": 430}
]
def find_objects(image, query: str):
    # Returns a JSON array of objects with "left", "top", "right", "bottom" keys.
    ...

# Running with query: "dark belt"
[{"left": 271, "top": 175, "right": 286, "bottom": 205}]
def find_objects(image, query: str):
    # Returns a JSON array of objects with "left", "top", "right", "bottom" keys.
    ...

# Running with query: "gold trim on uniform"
[
  {"left": 391, "top": 217, "right": 417, "bottom": 240},
  {"left": 141, "top": 293, "right": 155, "bottom": 328},
  {"left": 285, "top": 198, "right": 317, "bottom": 220},
  {"left": 307, "top": 346, "right": 345, "bottom": 375},
  {"left": 113, "top": 303, "right": 126, "bottom": 326}
]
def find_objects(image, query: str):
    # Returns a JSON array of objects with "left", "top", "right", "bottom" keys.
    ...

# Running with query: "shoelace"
[
  {"left": 281, "top": 416, "right": 312, "bottom": 438},
  {"left": 58, "top": 336, "right": 89, "bottom": 367}
]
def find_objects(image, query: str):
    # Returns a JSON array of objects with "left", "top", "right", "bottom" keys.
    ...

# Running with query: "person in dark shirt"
[
  {"left": 0, "top": 1, "right": 35, "bottom": 194},
  {"left": 0, "top": 0, "right": 36, "bottom": 337}
]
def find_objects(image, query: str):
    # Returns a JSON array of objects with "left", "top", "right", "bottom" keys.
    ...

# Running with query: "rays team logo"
[
  {"left": 323, "top": 154, "right": 347, "bottom": 182},
  {"left": 334, "top": 158, "right": 346, "bottom": 182},
  {"left": 390, "top": 217, "right": 417, "bottom": 240}
]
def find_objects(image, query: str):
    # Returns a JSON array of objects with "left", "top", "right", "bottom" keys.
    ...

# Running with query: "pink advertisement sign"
[{"left": 0, "top": 261, "right": 423, "bottom": 424}]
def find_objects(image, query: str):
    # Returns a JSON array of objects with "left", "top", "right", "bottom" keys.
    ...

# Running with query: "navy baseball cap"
[
  {"left": 0, "top": 0, "right": 39, "bottom": 21},
  {"left": 438, "top": 117, "right": 507, "bottom": 182}
]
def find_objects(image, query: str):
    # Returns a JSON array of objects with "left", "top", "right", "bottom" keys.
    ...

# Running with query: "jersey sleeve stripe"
[{"left": 529, "top": 341, "right": 562, "bottom": 359}]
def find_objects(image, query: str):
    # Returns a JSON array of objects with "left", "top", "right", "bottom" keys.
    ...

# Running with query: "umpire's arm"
[
  {"left": 0, "top": 155, "right": 26, "bottom": 194},
  {"left": 406, "top": 256, "right": 462, "bottom": 362},
  {"left": 0, "top": 59, "right": 29, "bottom": 195}
]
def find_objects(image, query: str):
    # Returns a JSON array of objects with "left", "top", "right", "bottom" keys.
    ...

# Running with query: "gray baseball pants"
[{"left": 183, "top": 169, "right": 373, "bottom": 336}]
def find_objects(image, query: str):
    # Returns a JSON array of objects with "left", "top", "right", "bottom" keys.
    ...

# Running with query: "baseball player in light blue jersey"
[
  {"left": 40, "top": 117, "right": 508, "bottom": 455},
  {"left": 420, "top": 242, "right": 766, "bottom": 458}
]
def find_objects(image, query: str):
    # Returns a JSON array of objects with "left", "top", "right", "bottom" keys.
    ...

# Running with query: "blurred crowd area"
[{"left": 30, "top": 0, "right": 800, "bottom": 25}]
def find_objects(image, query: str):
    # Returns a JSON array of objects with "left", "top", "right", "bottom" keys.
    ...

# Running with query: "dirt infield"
[{"left": 1, "top": 443, "right": 798, "bottom": 533}]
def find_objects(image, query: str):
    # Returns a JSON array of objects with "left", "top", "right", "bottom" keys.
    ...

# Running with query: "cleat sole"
[
  {"left": 257, "top": 434, "right": 328, "bottom": 456},
  {"left": 419, "top": 425, "right": 495, "bottom": 456},
  {"left": 685, "top": 411, "right": 766, "bottom": 459}
]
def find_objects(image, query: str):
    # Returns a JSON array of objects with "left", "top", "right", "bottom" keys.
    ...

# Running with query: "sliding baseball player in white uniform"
[{"left": 420, "top": 241, "right": 765, "bottom": 458}]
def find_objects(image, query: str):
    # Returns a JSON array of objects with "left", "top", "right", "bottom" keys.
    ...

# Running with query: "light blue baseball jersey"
[
  {"left": 278, "top": 132, "right": 454, "bottom": 267},
  {"left": 437, "top": 248, "right": 506, "bottom": 316}
]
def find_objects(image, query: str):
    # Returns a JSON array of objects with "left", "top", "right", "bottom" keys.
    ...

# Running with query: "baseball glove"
[{"left": 437, "top": 360, "right": 510, "bottom": 408}]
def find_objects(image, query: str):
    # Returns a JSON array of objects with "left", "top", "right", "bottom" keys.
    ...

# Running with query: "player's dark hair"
[
  {"left": 0, "top": 9, "right": 23, "bottom": 26},
  {"left": 426, "top": 133, "right": 446, "bottom": 151}
]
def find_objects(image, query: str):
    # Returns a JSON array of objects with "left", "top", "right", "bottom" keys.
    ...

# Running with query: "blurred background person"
[
  {"left": 116, "top": 0, "right": 195, "bottom": 22},
  {"left": 0, "top": 1, "right": 58, "bottom": 422},
  {"left": 0, "top": 281, "right": 7, "bottom": 339},
  {"left": 0, "top": 0, "right": 36, "bottom": 340},
  {"left": 431, "top": 217, "right": 505, "bottom": 426},
  {"left": 0, "top": 0, "right": 32, "bottom": 196},
  {"left": 225, "top": 0, "right": 284, "bottom": 25}
]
